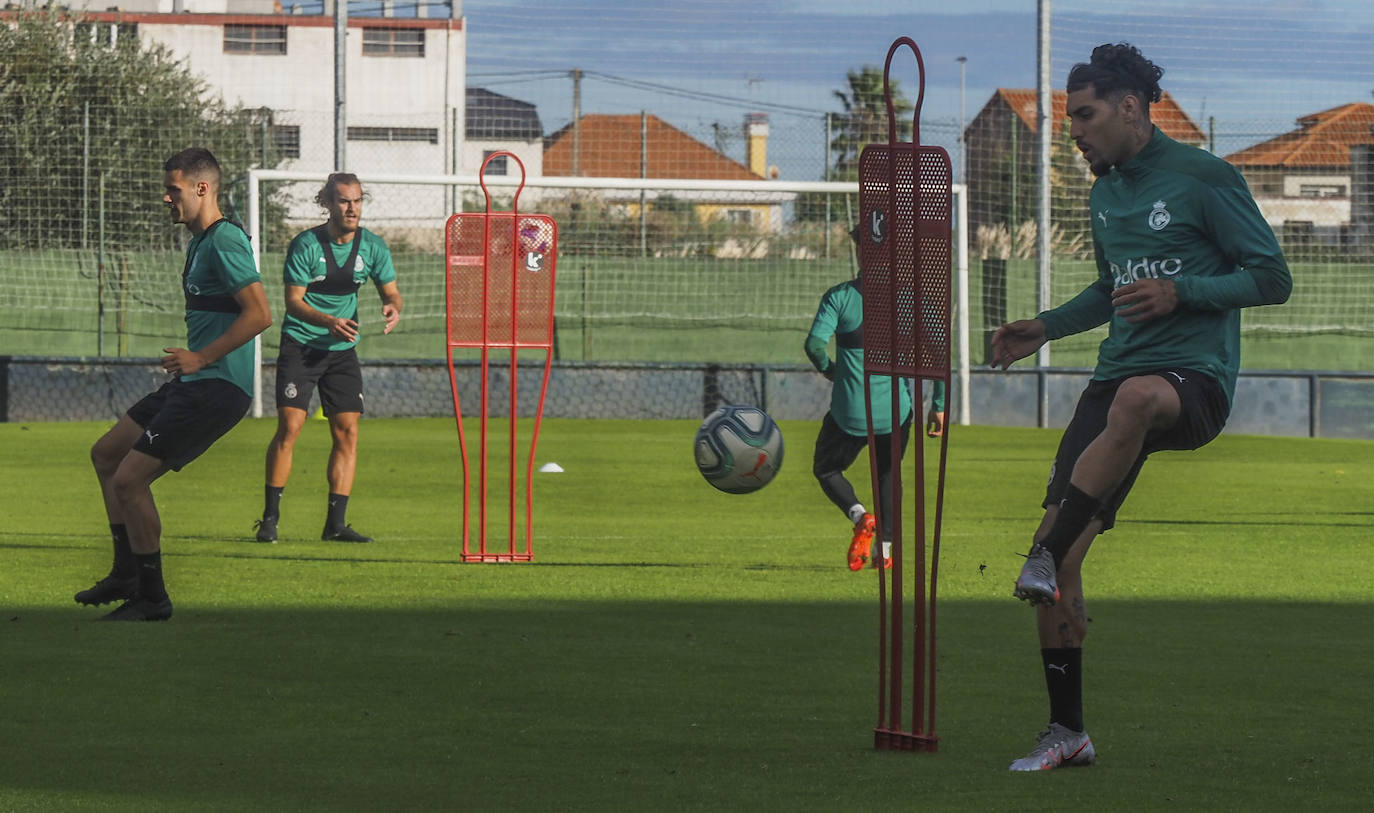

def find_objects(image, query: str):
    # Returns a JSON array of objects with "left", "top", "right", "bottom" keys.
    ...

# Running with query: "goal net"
[{"left": 245, "top": 170, "right": 877, "bottom": 369}]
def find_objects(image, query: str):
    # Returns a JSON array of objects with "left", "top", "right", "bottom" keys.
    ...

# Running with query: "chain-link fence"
[{"left": 4, "top": 3, "right": 1374, "bottom": 426}]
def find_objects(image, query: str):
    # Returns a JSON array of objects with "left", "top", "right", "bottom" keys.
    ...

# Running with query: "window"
[
  {"left": 347, "top": 127, "right": 439, "bottom": 144},
  {"left": 482, "top": 151, "right": 508, "bottom": 176},
  {"left": 723, "top": 209, "right": 756, "bottom": 224},
  {"left": 75, "top": 22, "right": 137, "bottom": 47},
  {"left": 224, "top": 24, "right": 287, "bottom": 55},
  {"left": 270, "top": 125, "right": 301, "bottom": 159},
  {"left": 1299, "top": 183, "right": 1346, "bottom": 199},
  {"left": 362, "top": 27, "right": 424, "bottom": 57}
]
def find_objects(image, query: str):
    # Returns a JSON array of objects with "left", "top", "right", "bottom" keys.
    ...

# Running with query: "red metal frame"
[
  {"left": 444, "top": 152, "right": 558, "bottom": 562},
  {"left": 858, "top": 37, "right": 953, "bottom": 752}
]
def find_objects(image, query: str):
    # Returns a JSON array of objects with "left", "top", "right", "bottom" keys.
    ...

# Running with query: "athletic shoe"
[
  {"left": 99, "top": 593, "right": 173, "bottom": 622},
  {"left": 74, "top": 574, "right": 137, "bottom": 606},
  {"left": 1008, "top": 723, "right": 1096, "bottom": 771},
  {"left": 253, "top": 516, "right": 278, "bottom": 543},
  {"left": 322, "top": 524, "right": 373, "bottom": 543},
  {"left": 871, "top": 540, "right": 893, "bottom": 570},
  {"left": 847, "top": 513, "right": 876, "bottom": 571},
  {"left": 1013, "top": 543, "right": 1059, "bottom": 606}
]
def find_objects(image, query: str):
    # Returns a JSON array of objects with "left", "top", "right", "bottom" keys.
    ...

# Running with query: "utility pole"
[
  {"left": 571, "top": 68, "right": 582, "bottom": 176},
  {"left": 334, "top": 0, "right": 348, "bottom": 170},
  {"left": 1035, "top": 0, "right": 1052, "bottom": 420},
  {"left": 956, "top": 56, "right": 968, "bottom": 185}
]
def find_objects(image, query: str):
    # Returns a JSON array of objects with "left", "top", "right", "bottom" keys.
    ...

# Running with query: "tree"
[
  {"left": 797, "top": 66, "right": 915, "bottom": 226},
  {"left": 828, "top": 65, "right": 914, "bottom": 180},
  {"left": 0, "top": 10, "right": 286, "bottom": 251}
]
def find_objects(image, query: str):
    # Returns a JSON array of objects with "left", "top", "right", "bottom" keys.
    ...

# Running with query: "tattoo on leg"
[{"left": 1056, "top": 620, "right": 1074, "bottom": 648}]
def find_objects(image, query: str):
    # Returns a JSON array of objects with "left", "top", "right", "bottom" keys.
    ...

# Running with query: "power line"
[
  {"left": 468, "top": 70, "right": 570, "bottom": 80},
  {"left": 581, "top": 70, "right": 833, "bottom": 118}
]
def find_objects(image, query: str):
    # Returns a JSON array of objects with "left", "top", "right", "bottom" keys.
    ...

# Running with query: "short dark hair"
[
  {"left": 316, "top": 172, "right": 363, "bottom": 207},
  {"left": 163, "top": 148, "right": 221, "bottom": 184},
  {"left": 1066, "top": 43, "right": 1163, "bottom": 108}
]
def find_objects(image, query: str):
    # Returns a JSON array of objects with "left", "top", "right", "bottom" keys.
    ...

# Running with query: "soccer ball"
[{"left": 693, "top": 404, "right": 784, "bottom": 494}]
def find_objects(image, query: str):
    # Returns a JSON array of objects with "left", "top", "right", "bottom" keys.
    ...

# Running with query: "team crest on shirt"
[
  {"left": 1148, "top": 200, "right": 1171, "bottom": 231},
  {"left": 354, "top": 256, "right": 365, "bottom": 272}
]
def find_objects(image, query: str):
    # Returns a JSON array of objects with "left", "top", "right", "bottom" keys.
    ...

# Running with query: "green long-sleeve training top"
[{"left": 1039, "top": 127, "right": 1292, "bottom": 406}]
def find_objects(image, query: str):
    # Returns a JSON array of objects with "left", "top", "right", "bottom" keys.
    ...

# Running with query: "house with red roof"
[
  {"left": 1224, "top": 103, "right": 1374, "bottom": 230},
  {"left": 964, "top": 89, "right": 1204, "bottom": 238},
  {"left": 544, "top": 113, "right": 792, "bottom": 241}
]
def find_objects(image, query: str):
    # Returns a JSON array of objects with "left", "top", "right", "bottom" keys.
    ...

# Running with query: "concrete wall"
[{"left": 4, "top": 358, "right": 1370, "bottom": 440}]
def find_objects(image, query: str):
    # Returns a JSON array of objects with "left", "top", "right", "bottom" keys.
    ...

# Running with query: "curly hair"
[
  {"left": 1066, "top": 43, "right": 1163, "bottom": 107},
  {"left": 316, "top": 172, "right": 363, "bottom": 207}
]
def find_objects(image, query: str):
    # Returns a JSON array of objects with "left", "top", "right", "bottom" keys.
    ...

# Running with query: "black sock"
[
  {"left": 1040, "top": 484, "right": 1102, "bottom": 568},
  {"left": 1042, "top": 647, "right": 1084, "bottom": 732},
  {"left": 326, "top": 493, "right": 349, "bottom": 529},
  {"left": 110, "top": 524, "right": 134, "bottom": 577},
  {"left": 135, "top": 551, "right": 168, "bottom": 602},
  {"left": 263, "top": 485, "right": 284, "bottom": 520}
]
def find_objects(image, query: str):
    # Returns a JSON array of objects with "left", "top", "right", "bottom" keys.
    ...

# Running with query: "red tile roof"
[
  {"left": 544, "top": 114, "right": 759, "bottom": 180},
  {"left": 993, "top": 89, "right": 1205, "bottom": 145},
  {"left": 1225, "top": 103, "right": 1374, "bottom": 168}
]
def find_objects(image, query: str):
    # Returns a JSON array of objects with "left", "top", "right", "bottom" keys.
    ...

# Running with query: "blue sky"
[{"left": 453, "top": 0, "right": 1374, "bottom": 180}]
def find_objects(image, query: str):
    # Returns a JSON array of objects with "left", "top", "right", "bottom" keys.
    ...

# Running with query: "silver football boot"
[
  {"left": 1008, "top": 723, "right": 1096, "bottom": 771},
  {"left": 1013, "top": 543, "right": 1060, "bottom": 606}
]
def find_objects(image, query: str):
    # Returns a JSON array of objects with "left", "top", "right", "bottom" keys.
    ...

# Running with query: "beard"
[{"left": 1089, "top": 159, "right": 1112, "bottom": 177}]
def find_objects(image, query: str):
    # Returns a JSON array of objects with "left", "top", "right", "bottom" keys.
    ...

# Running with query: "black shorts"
[
  {"left": 812, "top": 411, "right": 912, "bottom": 479},
  {"left": 127, "top": 378, "right": 251, "bottom": 471},
  {"left": 274, "top": 336, "right": 365, "bottom": 415},
  {"left": 1045, "top": 368, "right": 1230, "bottom": 532}
]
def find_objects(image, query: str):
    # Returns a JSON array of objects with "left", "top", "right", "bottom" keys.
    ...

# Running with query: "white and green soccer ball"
[{"left": 693, "top": 404, "right": 784, "bottom": 494}]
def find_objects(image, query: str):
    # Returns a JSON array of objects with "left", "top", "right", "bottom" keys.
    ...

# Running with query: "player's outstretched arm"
[{"left": 989, "top": 319, "right": 1048, "bottom": 371}]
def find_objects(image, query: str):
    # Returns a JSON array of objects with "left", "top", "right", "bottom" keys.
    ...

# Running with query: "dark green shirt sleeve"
[
  {"left": 1175, "top": 185, "right": 1293, "bottom": 310},
  {"left": 805, "top": 289, "right": 840, "bottom": 373},
  {"left": 1038, "top": 275, "right": 1114, "bottom": 340},
  {"left": 804, "top": 334, "right": 830, "bottom": 373}
]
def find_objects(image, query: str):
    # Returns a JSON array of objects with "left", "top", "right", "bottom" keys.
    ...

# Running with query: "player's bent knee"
[
  {"left": 110, "top": 470, "right": 146, "bottom": 503},
  {"left": 1114, "top": 377, "right": 1174, "bottom": 420},
  {"left": 91, "top": 440, "right": 123, "bottom": 476}
]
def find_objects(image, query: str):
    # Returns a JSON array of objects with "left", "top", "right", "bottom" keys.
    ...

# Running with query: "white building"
[{"left": 55, "top": 1, "right": 474, "bottom": 231}]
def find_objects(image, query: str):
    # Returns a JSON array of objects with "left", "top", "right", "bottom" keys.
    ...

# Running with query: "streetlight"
[{"left": 956, "top": 55, "right": 968, "bottom": 186}]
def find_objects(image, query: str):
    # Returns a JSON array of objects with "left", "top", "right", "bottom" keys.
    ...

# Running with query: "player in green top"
[
  {"left": 76, "top": 148, "right": 273, "bottom": 621},
  {"left": 255, "top": 174, "right": 403, "bottom": 544},
  {"left": 806, "top": 224, "right": 947, "bottom": 571},
  {"left": 992, "top": 44, "right": 1291, "bottom": 771}
]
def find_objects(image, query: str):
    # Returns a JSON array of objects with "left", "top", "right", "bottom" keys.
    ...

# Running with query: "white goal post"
[{"left": 242, "top": 168, "right": 970, "bottom": 422}]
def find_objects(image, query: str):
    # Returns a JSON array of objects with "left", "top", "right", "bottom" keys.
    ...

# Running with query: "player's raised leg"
[{"left": 1010, "top": 510, "right": 1098, "bottom": 770}]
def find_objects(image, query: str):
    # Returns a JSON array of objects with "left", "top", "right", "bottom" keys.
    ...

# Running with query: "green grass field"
[
  {"left": 2, "top": 417, "right": 1372, "bottom": 811},
  {"left": 3, "top": 248, "right": 1372, "bottom": 369}
]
